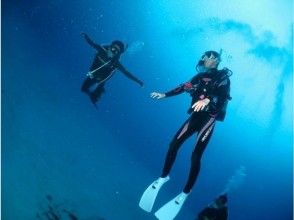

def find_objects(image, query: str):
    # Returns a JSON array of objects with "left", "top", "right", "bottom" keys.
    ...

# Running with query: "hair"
[
  {"left": 203, "top": 51, "right": 221, "bottom": 59},
  {"left": 111, "top": 40, "right": 125, "bottom": 53}
]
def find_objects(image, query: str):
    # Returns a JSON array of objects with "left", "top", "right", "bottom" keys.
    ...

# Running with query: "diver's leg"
[
  {"left": 81, "top": 77, "right": 96, "bottom": 94},
  {"left": 161, "top": 115, "right": 199, "bottom": 178},
  {"left": 90, "top": 83, "right": 105, "bottom": 103},
  {"left": 183, "top": 117, "right": 216, "bottom": 193}
]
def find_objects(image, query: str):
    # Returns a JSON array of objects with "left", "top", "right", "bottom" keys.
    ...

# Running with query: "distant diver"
[
  {"left": 196, "top": 194, "right": 228, "bottom": 220},
  {"left": 196, "top": 166, "right": 246, "bottom": 220},
  {"left": 139, "top": 50, "right": 232, "bottom": 219},
  {"left": 81, "top": 33, "right": 144, "bottom": 106}
]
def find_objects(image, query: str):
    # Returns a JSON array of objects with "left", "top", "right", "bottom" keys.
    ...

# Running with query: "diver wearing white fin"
[
  {"left": 154, "top": 192, "right": 189, "bottom": 220},
  {"left": 139, "top": 50, "right": 232, "bottom": 219},
  {"left": 139, "top": 176, "right": 170, "bottom": 212}
]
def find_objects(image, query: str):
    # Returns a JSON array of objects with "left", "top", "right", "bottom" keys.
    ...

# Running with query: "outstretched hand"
[
  {"left": 192, "top": 98, "right": 210, "bottom": 112},
  {"left": 150, "top": 92, "right": 166, "bottom": 99},
  {"left": 139, "top": 81, "right": 144, "bottom": 88}
]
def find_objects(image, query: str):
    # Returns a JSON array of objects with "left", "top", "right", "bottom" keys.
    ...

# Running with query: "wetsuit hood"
[{"left": 112, "top": 40, "right": 125, "bottom": 53}]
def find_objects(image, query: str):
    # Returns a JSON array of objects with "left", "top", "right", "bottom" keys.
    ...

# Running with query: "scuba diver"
[
  {"left": 196, "top": 194, "right": 228, "bottom": 220},
  {"left": 139, "top": 50, "right": 232, "bottom": 219},
  {"left": 196, "top": 166, "right": 245, "bottom": 220},
  {"left": 80, "top": 33, "right": 144, "bottom": 106}
]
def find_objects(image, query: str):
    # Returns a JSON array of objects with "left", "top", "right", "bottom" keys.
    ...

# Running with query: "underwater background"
[{"left": 2, "top": 0, "right": 293, "bottom": 219}]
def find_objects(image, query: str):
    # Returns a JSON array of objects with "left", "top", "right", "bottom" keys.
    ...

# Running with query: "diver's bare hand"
[
  {"left": 192, "top": 98, "right": 210, "bottom": 112},
  {"left": 150, "top": 92, "right": 166, "bottom": 99}
]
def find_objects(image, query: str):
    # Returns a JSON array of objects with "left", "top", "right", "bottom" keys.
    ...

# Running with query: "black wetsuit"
[
  {"left": 197, "top": 205, "right": 228, "bottom": 220},
  {"left": 81, "top": 34, "right": 143, "bottom": 104},
  {"left": 161, "top": 68, "right": 231, "bottom": 193}
]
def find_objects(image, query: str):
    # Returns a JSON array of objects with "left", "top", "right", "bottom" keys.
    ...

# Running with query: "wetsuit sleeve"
[
  {"left": 83, "top": 34, "right": 104, "bottom": 52},
  {"left": 117, "top": 63, "right": 144, "bottom": 87},
  {"left": 164, "top": 84, "right": 186, "bottom": 97},
  {"left": 165, "top": 75, "right": 199, "bottom": 97},
  {"left": 207, "top": 77, "right": 231, "bottom": 112}
]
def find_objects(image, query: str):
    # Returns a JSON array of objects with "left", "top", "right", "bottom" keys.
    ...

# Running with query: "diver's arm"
[
  {"left": 150, "top": 84, "right": 185, "bottom": 100},
  {"left": 118, "top": 63, "right": 144, "bottom": 87},
  {"left": 165, "top": 73, "right": 202, "bottom": 98},
  {"left": 153, "top": 72, "right": 201, "bottom": 99},
  {"left": 151, "top": 74, "right": 200, "bottom": 100},
  {"left": 151, "top": 81, "right": 190, "bottom": 100},
  {"left": 81, "top": 33, "right": 104, "bottom": 52},
  {"left": 164, "top": 85, "right": 185, "bottom": 97}
]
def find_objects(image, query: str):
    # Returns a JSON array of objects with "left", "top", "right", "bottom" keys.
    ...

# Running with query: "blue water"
[{"left": 2, "top": 1, "right": 293, "bottom": 219}]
